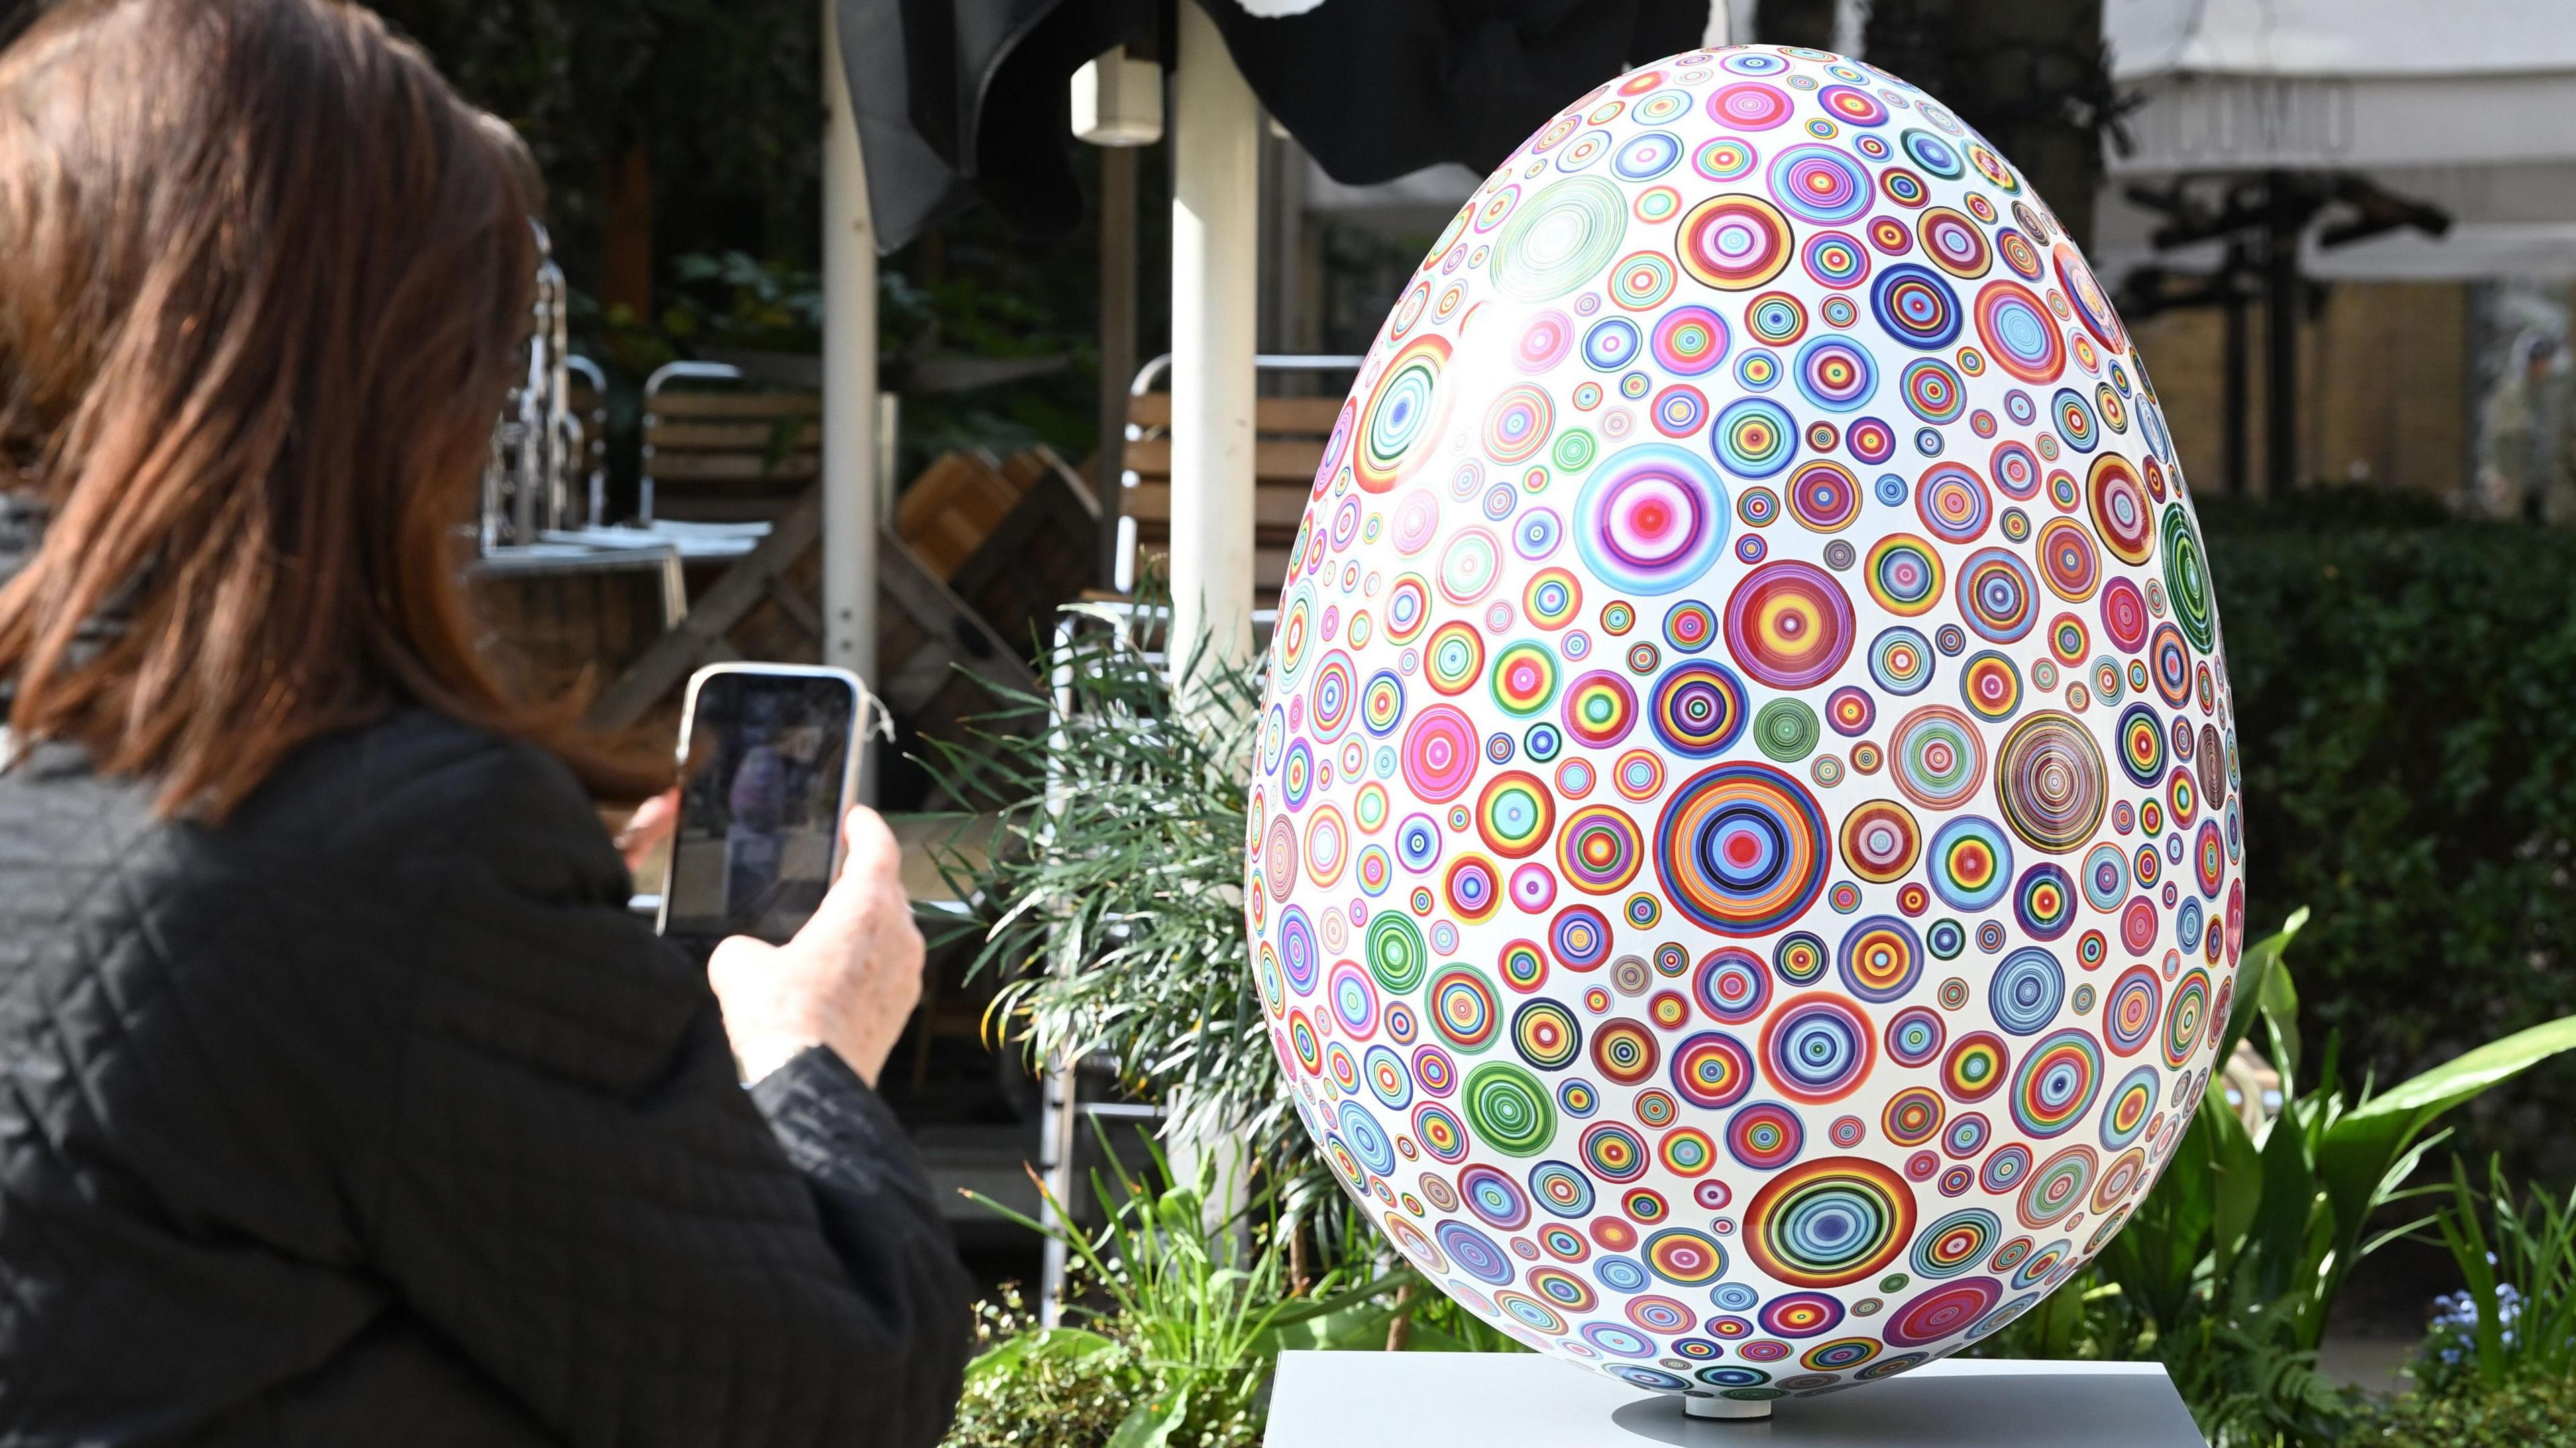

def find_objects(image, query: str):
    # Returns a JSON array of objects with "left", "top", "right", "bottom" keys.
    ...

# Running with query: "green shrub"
[
  {"left": 930, "top": 612, "right": 1382, "bottom": 1257},
  {"left": 2208, "top": 507, "right": 2576, "bottom": 1173},
  {"left": 2352, "top": 1375, "right": 2576, "bottom": 1448},
  {"left": 943, "top": 1293, "right": 1141, "bottom": 1448},
  {"left": 954, "top": 1125, "right": 1424, "bottom": 1448},
  {"left": 931, "top": 616, "right": 1269, "bottom": 1149}
]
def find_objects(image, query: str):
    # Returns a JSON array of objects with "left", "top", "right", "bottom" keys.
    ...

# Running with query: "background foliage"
[
  {"left": 370, "top": 0, "right": 1120, "bottom": 486},
  {"left": 370, "top": 0, "right": 824, "bottom": 276},
  {"left": 2204, "top": 490, "right": 2576, "bottom": 1182}
]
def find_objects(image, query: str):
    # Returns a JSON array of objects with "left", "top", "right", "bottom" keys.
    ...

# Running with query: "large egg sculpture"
[{"left": 1242, "top": 46, "right": 2241, "bottom": 1407}]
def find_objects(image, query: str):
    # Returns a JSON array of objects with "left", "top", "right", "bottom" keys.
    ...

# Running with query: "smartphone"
[{"left": 657, "top": 663, "right": 865, "bottom": 948}]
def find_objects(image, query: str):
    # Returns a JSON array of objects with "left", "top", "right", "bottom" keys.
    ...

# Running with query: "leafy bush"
[
  {"left": 2209, "top": 510, "right": 2576, "bottom": 1174},
  {"left": 952, "top": 1124, "right": 1450, "bottom": 1448},
  {"left": 944, "top": 1292, "right": 1142, "bottom": 1448},
  {"left": 933, "top": 616, "right": 1271, "bottom": 1149},
  {"left": 954, "top": 1138, "right": 1297, "bottom": 1448},
  {"left": 931, "top": 614, "right": 1388, "bottom": 1263},
  {"left": 2351, "top": 1374, "right": 2576, "bottom": 1448}
]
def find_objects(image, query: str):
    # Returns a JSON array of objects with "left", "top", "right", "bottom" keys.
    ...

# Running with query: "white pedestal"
[{"left": 1265, "top": 1352, "right": 2204, "bottom": 1447}]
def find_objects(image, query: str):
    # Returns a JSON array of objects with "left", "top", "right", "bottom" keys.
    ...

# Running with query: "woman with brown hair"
[{"left": 0, "top": 1, "right": 971, "bottom": 1442}]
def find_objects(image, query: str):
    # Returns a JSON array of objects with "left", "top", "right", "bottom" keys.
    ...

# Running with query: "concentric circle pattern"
[{"left": 1249, "top": 44, "right": 2239, "bottom": 1402}]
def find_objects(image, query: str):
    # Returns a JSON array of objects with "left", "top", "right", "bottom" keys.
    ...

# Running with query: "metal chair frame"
[
  {"left": 480, "top": 231, "right": 585, "bottom": 551},
  {"left": 638, "top": 360, "right": 767, "bottom": 526},
  {"left": 1112, "top": 353, "right": 1362, "bottom": 594}
]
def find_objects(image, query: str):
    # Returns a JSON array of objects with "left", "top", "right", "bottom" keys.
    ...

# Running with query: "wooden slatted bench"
[{"left": 1120, "top": 392, "right": 1340, "bottom": 606}]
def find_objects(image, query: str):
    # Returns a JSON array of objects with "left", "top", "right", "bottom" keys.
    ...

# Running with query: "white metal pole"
[
  {"left": 1167, "top": 3, "right": 1260, "bottom": 682},
  {"left": 1036, "top": 611, "right": 1081, "bottom": 1325},
  {"left": 822, "top": 0, "right": 881, "bottom": 799}
]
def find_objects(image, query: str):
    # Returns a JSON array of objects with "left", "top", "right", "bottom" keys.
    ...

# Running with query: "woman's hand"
[
  {"left": 706, "top": 804, "right": 924, "bottom": 1087},
  {"left": 614, "top": 788, "right": 680, "bottom": 873}
]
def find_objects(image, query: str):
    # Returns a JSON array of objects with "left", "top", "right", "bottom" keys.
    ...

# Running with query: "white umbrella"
[{"left": 2098, "top": 0, "right": 2576, "bottom": 280}]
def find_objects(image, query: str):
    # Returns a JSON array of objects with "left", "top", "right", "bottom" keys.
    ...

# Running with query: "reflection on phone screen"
[{"left": 665, "top": 674, "right": 853, "bottom": 944}]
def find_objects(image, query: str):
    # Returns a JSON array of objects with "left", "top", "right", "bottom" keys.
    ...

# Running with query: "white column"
[
  {"left": 1167, "top": 2, "right": 1260, "bottom": 681},
  {"left": 1706, "top": 0, "right": 1753, "bottom": 47},
  {"left": 1833, "top": 0, "right": 1866, "bottom": 58},
  {"left": 821, "top": 0, "right": 881, "bottom": 796}
]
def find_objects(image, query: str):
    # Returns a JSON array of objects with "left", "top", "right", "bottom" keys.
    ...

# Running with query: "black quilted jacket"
[{"left": 0, "top": 695, "right": 975, "bottom": 1444}]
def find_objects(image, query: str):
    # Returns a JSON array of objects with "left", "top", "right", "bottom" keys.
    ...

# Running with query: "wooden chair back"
[
  {"left": 641, "top": 371, "right": 822, "bottom": 525},
  {"left": 1119, "top": 393, "right": 1339, "bottom": 604}
]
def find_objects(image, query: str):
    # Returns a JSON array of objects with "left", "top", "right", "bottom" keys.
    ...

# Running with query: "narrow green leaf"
[
  {"left": 1255, "top": 1301, "right": 1399, "bottom": 1354},
  {"left": 1031, "top": 1327, "right": 1124, "bottom": 1363},
  {"left": 2339, "top": 1015, "right": 2576, "bottom": 1126},
  {"left": 1260, "top": 1274, "right": 1415, "bottom": 1329},
  {"left": 963, "top": 1335, "right": 1035, "bottom": 1384},
  {"left": 967, "top": 1325, "right": 1126, "bottom": 1385},
  {"left": 2316, "top": 1016, "right": 2576, "bottom": 1310},
  {"left": 2213, "top": 908, "right": 2306, "bottom": 1070},
  {"left": 2203, "top": 1091, "right": 2266, "bottom": 1277},
  {"left": 2445, "top": 1161, "right": 2510, "bottom": 1383},
  {"left": 2246, "top": 1091, "right": 2321, "bottom": 1306},
  {"left": 2258, "top": 946, "right": 2302, "bottom": 1091}
]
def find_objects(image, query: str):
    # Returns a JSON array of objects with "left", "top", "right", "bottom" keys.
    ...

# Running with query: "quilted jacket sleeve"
[{"left": 345, "top": 734, "right": 973, "bottom": 1448}]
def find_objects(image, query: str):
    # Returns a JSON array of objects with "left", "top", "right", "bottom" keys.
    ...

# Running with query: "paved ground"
[
  {"left": 2317, "top": 1332, "right": 2418, "bottom": 1396},
  {"left": 2316, "top": 1236, "right": 2452, "bottom": 1396}
]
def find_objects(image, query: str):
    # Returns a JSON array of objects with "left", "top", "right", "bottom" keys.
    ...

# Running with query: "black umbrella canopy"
[
  {"left": 839, "top": 0, "right": 1711, "bottom": 254},
  {"left": 1198, "top": 0, "right": 1706, "bottom": 186},
  {"left": 835, "top": 0, "right": 1156, "bottom": 252}
]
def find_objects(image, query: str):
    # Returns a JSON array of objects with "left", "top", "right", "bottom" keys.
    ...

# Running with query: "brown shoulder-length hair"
[{"left": 0, "top": 0, "right": 667, "bottom": 820}]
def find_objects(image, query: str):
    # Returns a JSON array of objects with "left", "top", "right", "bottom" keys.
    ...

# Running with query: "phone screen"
[{"left": 663, "top": 671, "right": 857, "bottom": 945}]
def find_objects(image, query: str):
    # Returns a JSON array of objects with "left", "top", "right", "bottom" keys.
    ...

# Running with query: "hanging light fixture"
[{"left": 1070, "top": 45, "right": 1161, "bottom": 146}]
